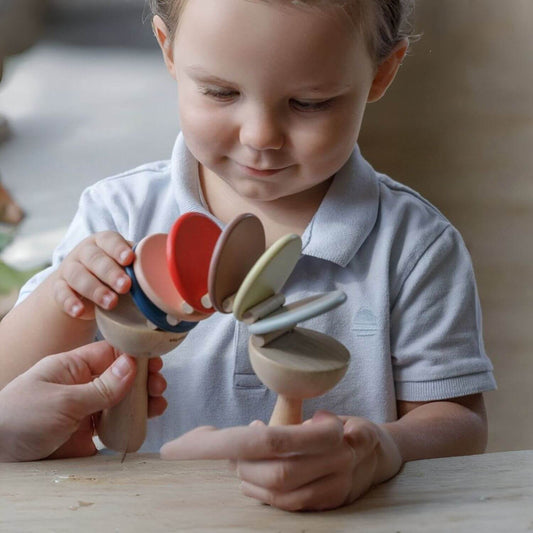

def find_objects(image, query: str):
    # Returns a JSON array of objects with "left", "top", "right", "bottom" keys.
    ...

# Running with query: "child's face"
[{"left": 158, "top": 0, "right": 395, "bottom": 202}]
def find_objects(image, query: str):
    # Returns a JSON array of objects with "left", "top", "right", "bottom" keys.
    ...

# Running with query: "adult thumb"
[{"left": 72, "top": 355, "right": 137, "bottom": 415}]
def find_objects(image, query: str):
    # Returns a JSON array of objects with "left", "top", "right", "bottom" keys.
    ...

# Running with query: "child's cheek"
[{"left": 292, "top": 124, "right": 357, "bottom": 184}]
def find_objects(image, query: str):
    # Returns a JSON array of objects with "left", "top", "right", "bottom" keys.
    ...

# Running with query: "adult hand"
[
  {"left": 160, "top": 411, "right": 402, "bottom": 511},
  {"left": 0, "top": 341, "right": 167, "bottom": 462}
]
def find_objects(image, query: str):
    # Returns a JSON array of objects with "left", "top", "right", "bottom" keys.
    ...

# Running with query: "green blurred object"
[
  {"left": 0, "top": 230, "right": 12, "bottom": 251},
  {"left": 0, "top": 259, "right": 43, "bottom": 295},
  {"left": 0, "top": 230, "right": 47, "bottom": 318},
  {"left": 0, "top": 256, "right": 46, "bottom": 318}
]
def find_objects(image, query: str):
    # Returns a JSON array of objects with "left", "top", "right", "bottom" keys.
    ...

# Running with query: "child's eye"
[
  {"left": 199, "top": 87, "right": 239, "bottom": 101},
  {"left": 290, "top": 98, "right": 334, "bottom": 112}
]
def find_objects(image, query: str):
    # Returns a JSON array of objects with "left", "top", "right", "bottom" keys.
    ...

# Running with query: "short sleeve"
[
  {"left": 16, "top": 185, "right": 122, "bottom": 305},
  {"left": 390, "top": 225, "right": 496, "bottom": 401},
  {"left": 15, "top": 164, "right": 178, "bottom": 306}
]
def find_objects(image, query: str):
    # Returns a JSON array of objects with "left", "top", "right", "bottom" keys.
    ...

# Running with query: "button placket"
[{"left": 232, "top": 320, "right": 264, "bottom": 389}]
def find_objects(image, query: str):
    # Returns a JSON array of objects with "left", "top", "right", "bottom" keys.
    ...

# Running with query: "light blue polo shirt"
[{"left": 18, "top": 133, "right": 496, "bottom": 452}]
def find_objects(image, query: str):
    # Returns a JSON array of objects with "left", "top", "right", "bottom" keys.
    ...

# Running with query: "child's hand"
[
  {"left": 160, "top": 411, "right": 403, "bottom": 511},
  {"left": 0, "top": 341, "right": 168, "bottom": 462},
  {"left": 53, "top": 231, "right": 134, "bottom": 320}
]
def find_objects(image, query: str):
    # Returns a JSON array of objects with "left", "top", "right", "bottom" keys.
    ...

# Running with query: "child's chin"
[{"left": 234, "top": 183, "right": 286, "bottom": 203}]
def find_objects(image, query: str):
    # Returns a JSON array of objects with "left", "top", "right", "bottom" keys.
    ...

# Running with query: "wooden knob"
[
  {"left": 95, "top": 294, "right": 187, "bottom": 452},
  {"left": 249, "top": 328, "right": 350, "bottom": 426}
]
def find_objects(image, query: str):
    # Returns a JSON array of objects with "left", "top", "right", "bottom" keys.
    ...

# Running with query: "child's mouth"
[{"left": 238, "top": 163, "right": 288, "bottom": 178}]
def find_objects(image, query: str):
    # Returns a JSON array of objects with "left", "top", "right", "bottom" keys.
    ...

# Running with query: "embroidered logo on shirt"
[{"left": 353, "top": 307, "right": 379, "bottom": 337}]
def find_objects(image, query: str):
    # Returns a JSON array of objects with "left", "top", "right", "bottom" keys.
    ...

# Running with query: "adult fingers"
[
  {"left": 148, "top": 356, "right": 164, "bottom": 373},
  {"left": 148, "top": 372, "right": 167, "bottom": 397},
  {"left": 47, "top": 418, "right": 98, "bottom": 459},
  {"left": 147, "top": 356, "right": 166, "bottom": 397},
  {"left": 236, "top": 443, "right": 355, "bottom": 493},
  {"left": 343, "top": 417, "right": 380, "bottom": 456},
  {"left": 148, "top": 396, "right": 168, "bottom": 418},
  {"left": 36, "top": 341, "right": 117, "bottom": 384},
  {"left": 160, "top": 413, "right": 343, "bottom": 460},
  {"left": 241, "top": 470, "right": 353, "bottom": 512},
  {"left": 67, "top": 354, "right": 137, "bottom": 415}
]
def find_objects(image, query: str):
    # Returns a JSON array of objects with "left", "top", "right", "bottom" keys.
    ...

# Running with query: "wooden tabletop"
[{"left": 1, "top": 450, "right": 531, "bottom": 532}]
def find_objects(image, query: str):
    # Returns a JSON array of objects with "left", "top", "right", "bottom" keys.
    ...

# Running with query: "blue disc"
[
  {"left": 125, "top": 263, "right": 198, "bottom": 333},
  {"left": 248, "top": 290, "right": 347, "bottom": 335}
]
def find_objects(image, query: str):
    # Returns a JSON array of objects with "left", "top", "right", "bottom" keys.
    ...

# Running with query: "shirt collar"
[
  {"left": 171, "top": 134, "right": 379, "bottom": 267},
  {"left": 171, "top": 133, "right": 212, "bottom": 216},
  {"left": 301, "top": 145, "right": 379, "bottom": 267}
]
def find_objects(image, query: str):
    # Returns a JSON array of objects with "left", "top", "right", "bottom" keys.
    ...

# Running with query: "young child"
[{"left": 0, "top": 0, "right": 495, "bottom": 511}]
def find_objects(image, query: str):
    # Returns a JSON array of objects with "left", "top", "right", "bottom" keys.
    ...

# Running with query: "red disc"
[{"left": 167, "top": 212, "right": 222, "bottom": 313}]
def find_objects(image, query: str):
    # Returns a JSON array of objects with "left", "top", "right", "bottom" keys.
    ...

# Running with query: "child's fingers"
[
  {"left": 60, "top": 260, "right": 119, "bottom": 310},
  {"left": 53, "top": 277, "right": 87, "bottom": 318},
  {"left": 93, "top": 231, "right": 135, "bottom": 266},
  {"left": 76, "top": 241, "right": 131, "bottom": 295}
]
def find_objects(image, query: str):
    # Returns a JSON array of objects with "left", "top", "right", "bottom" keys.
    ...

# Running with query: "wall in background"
[{"left": 359, "top": 0, "right": 533, "bottom": 451}]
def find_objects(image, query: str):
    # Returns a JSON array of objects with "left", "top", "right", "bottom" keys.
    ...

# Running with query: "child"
[{"left": 0, "top": 0, "right": 495, "bottom": 511}]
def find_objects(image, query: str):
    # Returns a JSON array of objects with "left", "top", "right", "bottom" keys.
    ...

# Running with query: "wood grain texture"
[
  {"left": 97, "top": 357, "right": 149, "bottom": 453},
  {"left": 249, "top": 328, "right": 350, "bottom": 398},
  {"left": 94, "top": 295, "right": 187, "bottom": 452},
  {"left": 268, "top": 394, "right": 303, "bottom": 426},
  {"left": 249, "top": 328, "right": 350, "bottom": 426},
  {"left": 94, "top": 294, "right": 186, "bottom": 357},
  {"left": 0, "top": 451, "right": 531, "bottom": 532}
]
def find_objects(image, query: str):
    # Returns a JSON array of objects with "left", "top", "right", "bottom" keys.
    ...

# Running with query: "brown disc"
[{"left": 208, "top": 213, "right": 266, "bottom": 313}]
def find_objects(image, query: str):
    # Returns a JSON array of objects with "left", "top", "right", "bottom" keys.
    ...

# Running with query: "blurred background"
[{"left": 0, "top": 1, "right": 531, "bottom": 452}]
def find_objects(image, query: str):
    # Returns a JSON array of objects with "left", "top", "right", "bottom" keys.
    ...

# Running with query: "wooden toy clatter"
[
  {"left": 211, "top": 214, "right": 350, "bottom": 426},
  {"left": 95, "top": 213, "right": 221, "bottom": 452},
  {"left": 96, "top": 212, "right": 350, "bottom": 452}
]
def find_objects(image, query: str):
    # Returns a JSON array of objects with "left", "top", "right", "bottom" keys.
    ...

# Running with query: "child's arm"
[
  {"left": 0, "top": 231, "right": 133, "bottom": 387},
  {"left": 160, "top": 394, "right": 487, "bottom": 511},
  {"left": 382, "top": 393, "right": 487, "bottom": 461}
]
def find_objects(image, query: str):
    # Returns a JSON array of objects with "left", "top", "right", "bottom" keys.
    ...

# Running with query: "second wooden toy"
[{"left": 209, "top": 214, "right": 350, "bottom": 426}]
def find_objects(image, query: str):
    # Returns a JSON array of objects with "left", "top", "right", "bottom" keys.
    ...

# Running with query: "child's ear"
[
  {"left": 153, "top": 15, "right": 176, "bottom": 78},
  {"left": 367, "top": 39, "right": 408, "bottom": 103}
]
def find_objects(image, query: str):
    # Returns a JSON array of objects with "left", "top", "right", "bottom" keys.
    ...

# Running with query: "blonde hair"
[{"left": 147, "top": 0, "right": 414, "bottom": 63}]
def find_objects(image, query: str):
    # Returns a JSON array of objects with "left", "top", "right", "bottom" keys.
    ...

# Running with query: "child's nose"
[{"left": 239, "top": 107, "right": 284, "bottom": 151}]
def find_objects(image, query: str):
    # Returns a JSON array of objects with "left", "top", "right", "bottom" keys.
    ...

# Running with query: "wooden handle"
[
  {"left": 268, "top": 395, "right": 303, "bottom": 426},
  {"left": 97, "top": 357, "right": 149, "bottom": 453}
]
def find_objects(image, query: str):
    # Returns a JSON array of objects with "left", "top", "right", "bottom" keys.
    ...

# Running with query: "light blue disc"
[{"left": 248, "top": 290, "right": 347, "bottom": 335}]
